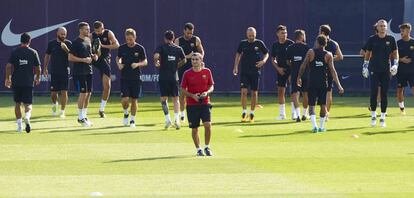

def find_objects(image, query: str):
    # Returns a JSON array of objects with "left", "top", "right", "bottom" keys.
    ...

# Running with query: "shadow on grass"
[
  {"left": 239, "top": 127, "right": 368, "bottom": 138},
  {"left": 362, "top": 129, "right": 414, "bottom": 136},
  {"left": 104, "top": 155, "right": 194, "bottom": 163},
  {"left": 213, "top": 120, "right": 295, "bottom": 127},
  {"left": 42, "top": 125, "right": 125, "bottom": 133},
  {"left": 0, "top": 125, "right": 74, "bottom": 133},
  {"left": 330, "top": 113, "right": 367, "bottom": 119},
  {"left": 83, "top": 128, "right": 160, "bottom": 136}
]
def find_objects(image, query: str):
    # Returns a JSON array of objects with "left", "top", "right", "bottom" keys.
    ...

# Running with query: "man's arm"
[
  {"left": 233, "top": 52, "right": 241, "bottom": 75},
  {"left": 153, "top": 53, "right": 161, "bottom": 68},
  {"left": 196, "top": 36, "right": 205, "bottom": 57},
  {"left": 131, "top": 58, "right": 148, "bottom": 69},
  {"left": 178, "top": 58, "right": 187, "bottom": 67},
  {"left": 101, "top": 30, "right": 120, "bottom": 49},
  {"left": 359, "top": 49, "right": 366, "bottom": 56},
  {"left": 174, "top": 37, "right": 180, "bottom": 46},
  {"left": 181, "top": 88, "right": 198, "bottom": 101},
  {"left": 43, "top": 54, "right": 51, "bottom": 76},
  {"left": 327, "top": 53, "right": 344, "bottom": 93},
  {"left": 297, "top": 50, "right": 312, "bottom": 79},
  {"left": 364, "top": 50, "right": 372, "bottom": 61},
  {"left": 5, "top": 63, "right": 12, "bottom": 88},
  {"left": 201, "top": 84, "right": 214, "bottom": 97},
  {"left": 272, "top": 55, "right": 286, "bottom": 75},
  {"left": 256, "top": 53, "right": 269, "bottom": 68},
  {"left": 68, "top": 53, "right": 91, "bottom": 64},
  {"left": 178, "top": 48, "right": 187, "bottom": 67},
  {"left": 334, "top": 42, "right": 344, "bottom": 61},
  {"left": 34, "top": 65, "right": 41, "bottom": 85},
  {"left": 391, "top": 49, "right": 399, "bottom": 62},
  {"left": 116, "top": 56, "right": 124, "bottom": 70},
  {"left": 61, "top": 42, "right": 70, "bottom": 53}
]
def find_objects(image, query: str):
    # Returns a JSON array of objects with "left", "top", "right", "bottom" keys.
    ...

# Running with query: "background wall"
[{"left": 0, "top": 0, "right": 407, "bottom": 93}]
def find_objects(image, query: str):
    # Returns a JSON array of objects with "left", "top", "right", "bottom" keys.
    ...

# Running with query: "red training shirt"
[{"left": 181, "top": 67, "right": 214, "bottom": 105}]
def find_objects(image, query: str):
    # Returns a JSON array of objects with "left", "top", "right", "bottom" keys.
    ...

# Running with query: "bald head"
[
  {"left": 57, "top": 27, "right": 67, "bottom": 42},
  {"left": 246, "top": 27, "right": 256, "bottom": 42}
]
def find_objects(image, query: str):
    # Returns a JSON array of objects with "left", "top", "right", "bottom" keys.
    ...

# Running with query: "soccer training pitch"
[{"left": 0, "top": 95, "right": 413, "bottom": 197}]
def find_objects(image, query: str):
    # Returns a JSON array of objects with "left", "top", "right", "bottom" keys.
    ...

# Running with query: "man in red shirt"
[{"left": 181, "top": 53, "right": 214, "bottom": 156}]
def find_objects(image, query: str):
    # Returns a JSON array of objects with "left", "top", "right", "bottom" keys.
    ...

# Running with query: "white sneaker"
[
  {"left": 180, "top": 114, "right": 185, "bottom": 123},
  {"left": 276, "top": 115, "right": 287, "bottom": 120},
  {"left": 79, "top": 119, "right": 91, "bottom": 127},
  {"left": 129, "top": 120, "right": 136, "bottom": 128},
  {"left": 84, "top": 118, "right": 93, "bottom": 126},
  {"left": 123, "top": 114, "right": 129, "bottom": 126},
  {"left": 59, "top": 112, "right": 66, "bottom": 118},
  {"left": 371, "top": 117, "right": 377, "bottom": 127},
  {"left": 17, "top": 124, "right": 22, "bottom": 133},
  {"left": 291, "top": 113, "right": 297, "bottom": 120},
  {"left": 165, "top": 120, "right": 172, "bottom": 129},
  {"left": 52, "top": 105, "right": 57, "bottom": 116},
  {"left": 379, "top": 119, "right": 386, "bottom": 127},
  {"left": 174, "top": 120, "right": 180, "bottom": 130}
]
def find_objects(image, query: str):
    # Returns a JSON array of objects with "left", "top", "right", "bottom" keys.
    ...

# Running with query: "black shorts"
[
  {"left": 13, "top": 86, "right": 33, "bottom": 104},
  {"left": 93, "top": 56, "right": 111, "bottom": 77},
  {"left": 308, "top": 86, "right": 327, "bottom": 106},
  {"left": 327, "top": 74, "right": 334, "bottom": 91},
  {"left": 240, "top": 72, "right": 260, "bottom": 91},
  {"left": 397, "top": 71, "right": 414, "bottom": 88},
  {"left": 50, "top": 74, "right": 69, "bottom": 91},
  {"left": 187, "top": 104, "right": 212, "bottom": 128},
  {"left": 178, "top": 61, "right": 192, "bottom": 82},
  {"left": 73, "top": 74, "right": 93, "bottom": 93},
  {"left": 291, "top": 74, "right": 309, "bottom": 93},
  {"left": 277, "top": 72, "right": 290, "bottom": 88},
  {"left": 121, "top": 79, "right": 141, "bottom": 99},
  {"left": 370, "top": 72, "right": 390, "bottom": 90},
  {"left": 159, "top": 80, "right": 179, "bottom": 97}
]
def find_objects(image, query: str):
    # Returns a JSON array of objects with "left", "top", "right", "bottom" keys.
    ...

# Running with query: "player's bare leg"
[
  {"left": 249, "top": 90, "right": 258, "bottom": 123},
  {"left": 122, "top": 97, "right": 130, "bottom": 126},
  {"left": 326, "top": 90, "right": 332, "bottom": 121},
  {"left": 51, "top": 91, "right": 58, "bottom": 116},
  {"left": 179, "top": 91, "right": 186, "bottom": 122},
  {"left": 277, "top": 87, "right": 287, "bottom": 120},
  {"left": 302, "top": 92, "right": 309, "bottom": 121},
  {"left": 397, "top": 87, "right": 406, "bottom": 115},
  {"left": 292, "top": 91, "right": 301, "bottom": 122},
  {"left": 99, "top": 74, "right": 111, "bottom": 118},
  {"left": 59, "top": 90, "right": 68, "bottom": 117},
  {"left": 203, "top": 122, "right": 212, "bottom": 156},
  {"left": 241, "top": 88, "right": 248, "bottom": 122},
  {"left": 172, "top": 96, "right": 180, "bottom": 129}
]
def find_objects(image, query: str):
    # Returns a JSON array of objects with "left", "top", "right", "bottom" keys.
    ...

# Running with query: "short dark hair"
[
  {"left": 276, "top": 25, "right": 287, "bottom": 32},
  {"left": 184, "top": 22, "right": 194, "bottom": 31},
  {"left": 319, "top": 24, "right": 331, "bottom": 36},
  {"left": 399, "top": 23, "right": 412, "bottom": 30},
  {"left": 294, "top": 29, "right": 305, "bottom": 40},
  {"left": 78, "top": 22, "right": 89, "bottom": 30},
  {"left": 93, "top": 21, "right": 104, "bottom": 29},
  {"left": 317, "top": 34, "right": 327, "bottom": 47},
  {"left": 164, "top": 30, "right": 175, "bottom": 41},
  {"left": 20, "top": 32, "right": 31, "bottom": 44}
]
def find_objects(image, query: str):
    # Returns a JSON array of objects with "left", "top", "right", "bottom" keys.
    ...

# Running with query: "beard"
[{"left": 58, "top": 36, "right": 65, "bottom": 42}]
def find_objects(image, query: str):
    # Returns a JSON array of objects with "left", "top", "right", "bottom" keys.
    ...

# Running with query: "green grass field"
[{"left": 0, "top": 95, "right": 414, "bottom": 197}]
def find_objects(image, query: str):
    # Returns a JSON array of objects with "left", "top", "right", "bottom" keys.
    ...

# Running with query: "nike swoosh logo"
[
  {"left": 1, "top": 18, "right": 78, "bottom": 46},
  {"left": 387, "top": 19, "right": 402, "bottom": 41},
  {"left": 341, "top": 75, "right": 350, "bottom": 80}
]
